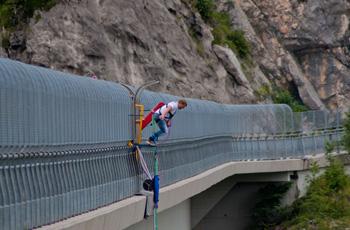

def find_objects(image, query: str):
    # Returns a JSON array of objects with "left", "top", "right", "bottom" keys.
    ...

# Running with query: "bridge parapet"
[{"left": 0, "top": 58, "right": 344, "bottom": 229}]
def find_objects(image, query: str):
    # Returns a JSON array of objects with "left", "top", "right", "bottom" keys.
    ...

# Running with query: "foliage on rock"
[
  {"left": 0, "top": 0, "right": 56, "bottom": 29},
  {"left": 272, "top": 89, "right": 308, "bottom": 112},
  {"left": 195, "top": 0, "right": 251, "bottom": 59}
]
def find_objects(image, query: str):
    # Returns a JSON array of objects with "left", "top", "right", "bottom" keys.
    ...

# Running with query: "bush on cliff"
[
  {"left": 195, "top": 0, "right": 251, "bottom": 59},
  {"left": 0, "top": 0, "right": 56, "bottom": 29}
]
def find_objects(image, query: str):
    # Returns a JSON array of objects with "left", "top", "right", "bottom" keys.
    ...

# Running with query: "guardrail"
[{"left": 0, "top": 58, "right": 344, "bottom": 229}]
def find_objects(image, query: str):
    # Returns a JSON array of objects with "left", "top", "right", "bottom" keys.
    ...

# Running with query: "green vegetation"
[
  {"left": 255, "top": 84, "right": 272, "bottom": 98},
  {"left": 0, "top": 0, "right": 56, "bottom": 29},
  {"left": 194, "top": 0, "right": 251, "bottom": 59},
  {"left": 272, "top": 89, "right": 308, "bottom": 112},
  {"left": 250, "top": 182, "right": 292, "bottom": 229},
  {"left": 281, "top": 157, "right": 350, "bottom": 229},
  {"left": 251, "top": 119, "right": 350, "bottom": 229},
  {"left": 255, "top": 85, "right": 308, "bottom": 112},
  {"left": 1, "top": 31, "right": 10, "bottom": 49},
  {"left": 195, "top": 0, "right": 214, "bottom": 22},
  {"left": 325, "top": 140, "right": 337, "bottom": 155},
  {"left": 251, "top": 152, "right": 350, "bottom": 229}
]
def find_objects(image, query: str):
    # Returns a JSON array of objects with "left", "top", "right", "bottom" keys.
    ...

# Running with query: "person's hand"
[
  {"left": 160, "top": 114, "right": 166, "bottom": 120},
  {"left": 166, "top": 120, "right": 171, "bottom": 127}
]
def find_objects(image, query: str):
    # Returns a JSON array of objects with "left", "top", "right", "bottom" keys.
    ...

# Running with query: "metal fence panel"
[{"left": 0, "top": 58, "right": 345, "bottom": 229}]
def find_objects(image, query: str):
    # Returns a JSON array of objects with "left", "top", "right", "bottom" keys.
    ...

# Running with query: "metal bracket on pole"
[{"left": 120, "top": 81, "right": 160, "bottom": 145}]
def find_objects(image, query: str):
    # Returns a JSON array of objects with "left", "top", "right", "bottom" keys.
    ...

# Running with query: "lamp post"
[{"left": 120, "top": 81, "right": 160, "bottom": 145}]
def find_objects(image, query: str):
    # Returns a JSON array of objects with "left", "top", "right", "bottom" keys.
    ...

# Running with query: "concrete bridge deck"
[{"left": 41, "top": 153, "right": 349, "bottom": 230}]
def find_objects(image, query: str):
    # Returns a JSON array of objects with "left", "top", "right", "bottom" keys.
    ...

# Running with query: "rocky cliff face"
[
  {"left": 1, "top": 0, "right": 349, "bottom": 110},
  {"left": 239, "top": 0, "right": 350, "bottom": 111}
]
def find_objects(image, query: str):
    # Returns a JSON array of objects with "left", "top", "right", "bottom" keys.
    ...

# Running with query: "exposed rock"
[
  {"left": 2, "top": 0, "right": 350, "bottom": 111},
  {"left": 282, "top": 54, "right": 325, "bottom": 110},
  {"left": 239, "top": 0, "right": 350, "bottom": 111},
  {"left": 8, "top": 0, "right": 258, "bottom": 104},
  {"left": 9, "top": 31, "right": 26, "bottom": 50},
  {"left": 0, "top": 47, "right": 7, "bottom": 58},
  {"left": 213, "top": 44, "right": 250, "bottom": 87}
]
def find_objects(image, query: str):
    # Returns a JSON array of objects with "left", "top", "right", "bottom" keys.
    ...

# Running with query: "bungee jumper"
[
  {"left": 146, "top": 99, "right": 188, "bottom": 146},
  {"left": 129, "top": 98, "right": 187, "bottom": 230}
]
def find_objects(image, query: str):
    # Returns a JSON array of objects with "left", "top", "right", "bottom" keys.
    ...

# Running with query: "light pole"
[{"left": 120, "top": 81, "right": 160, "bottom": 145}]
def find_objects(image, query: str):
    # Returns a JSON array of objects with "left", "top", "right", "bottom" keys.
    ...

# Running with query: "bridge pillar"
[
  {"left": 126, "top": 200, "right": 191, "bottom": 230},
  {"left": 191, "top": 172, "right": 291, "bottom": 230}
]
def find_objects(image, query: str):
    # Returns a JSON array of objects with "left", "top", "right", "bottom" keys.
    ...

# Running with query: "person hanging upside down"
[{"left": 147, "top": 99, "right": 187, "bottom": 146}]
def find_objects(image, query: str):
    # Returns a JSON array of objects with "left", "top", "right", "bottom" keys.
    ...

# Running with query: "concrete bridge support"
[
  {"left": 191, "top": 172, "right": 292, "bottom": 230},
  {"left": 127, "top": 172, "right": 293, "bottom": 230}
]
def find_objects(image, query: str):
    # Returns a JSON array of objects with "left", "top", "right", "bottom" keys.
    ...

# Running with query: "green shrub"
[
  {"left": 250, "top": 182, "right": 292, "bottom": 229},
  {"left": 0, "top": 2, "right": 14, "bottom": 28},
  {"left": 325, "top": 140, "right": 336, "bottom": 154},
  {"left": 211, "top": 11, "right": 250, "bottom": 59},
  {"left": 250, "top": 153, "right": 350, "bottom": 229},
  {"left": 226, "top": 30, "right": 250, "bottom": 58},
  {"left": 272, "top": 89, "right": 308, "bottom": 112},
  {"left": 195, "top": 0, "right": 214, "bottom": 22},
  {"left": 194, "top": 0, "right": 251, "bottom": 59},
  {"left": 309, "top": 161, "right": 320, "bottom": 181},
  {"left": 0, "top": 0, "right": 56, "bottom": 29},
  {"left": 255, "top": 84, "right": 272, "bottom": 99},
  {"left": 281, "top": 156, "right": 350, "bottom": 228},
  {"left": 324, "top": 158, "right": 349, "bottom": 192}
]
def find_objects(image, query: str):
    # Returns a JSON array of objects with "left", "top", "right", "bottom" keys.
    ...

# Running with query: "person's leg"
[
  {"left": 153, "top": 120, "right": 168, "bottom": 142},
  {"left": 149, "top": 115, "right": 168, "bottom": 142}
]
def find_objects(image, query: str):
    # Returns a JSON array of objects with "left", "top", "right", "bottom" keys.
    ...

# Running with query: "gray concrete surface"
[
  {"left": 193, "top": 182, "right": 268, "bottom": 230},
  {"left": 39, "top": 153, "right": 346, "bottom": 230},
  {"left": 126, "top": 200, "right": 191, "bottom": 230}
]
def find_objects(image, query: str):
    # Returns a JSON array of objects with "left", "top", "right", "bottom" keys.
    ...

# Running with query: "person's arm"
[{"left": 159, "top": 105, "right": 172, "bottom": 120}]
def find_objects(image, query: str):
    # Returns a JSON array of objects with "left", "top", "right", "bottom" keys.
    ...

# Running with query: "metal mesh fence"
[
  {"left": 0, "top": 58, "right": 344, "bottom": 229},
  {"left": 0, "top": 58, "right": 132, "bottom": 148}
]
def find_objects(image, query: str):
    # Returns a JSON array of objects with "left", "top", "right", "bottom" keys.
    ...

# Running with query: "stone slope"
[{"left": 1, "top": 0, "right": 349, "bottom": 110}]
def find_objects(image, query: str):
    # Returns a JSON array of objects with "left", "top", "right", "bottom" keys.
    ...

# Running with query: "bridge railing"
[{"left": 0, "top": 58, "right": 344, "bottom": 229}]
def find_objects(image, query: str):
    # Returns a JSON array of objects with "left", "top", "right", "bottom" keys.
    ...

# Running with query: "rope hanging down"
[
  {"left": 151, "top": 116, "right": 160, "bottom": 230},
  {"left": 132, "top": 116, "right": 160, "bottom": 230},
  {"left": 135, "top": 146, "right": 152, "bottom": 180}
]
